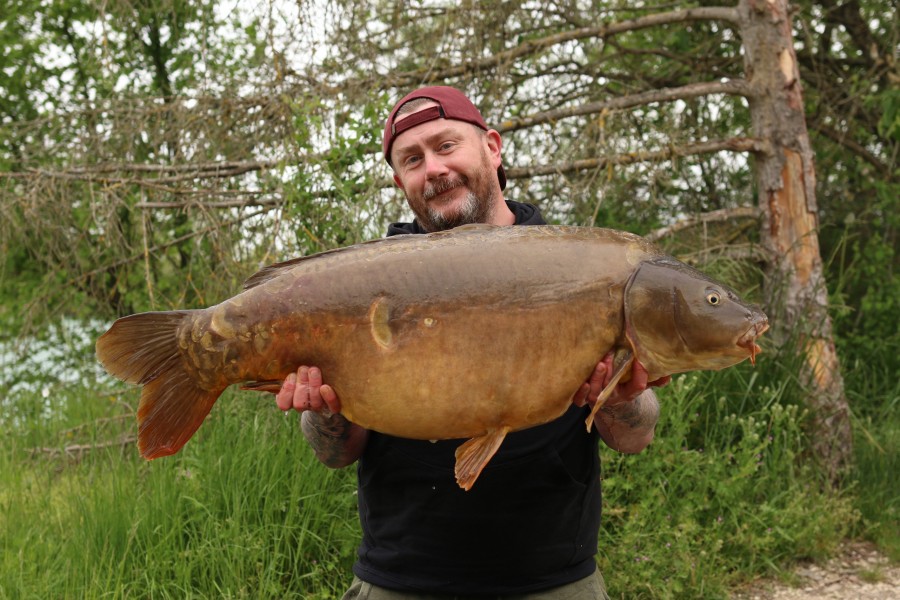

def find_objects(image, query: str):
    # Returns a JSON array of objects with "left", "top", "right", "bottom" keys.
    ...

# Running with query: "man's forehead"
[
  {"left": 393, "top": 99, "right": 441, "bottom": 124},
  {"left": 392, "top": 123, "right": 467, "bottom": 155},
  {"left": 391, "top": 107, "right": 475, "bottom": 154}
]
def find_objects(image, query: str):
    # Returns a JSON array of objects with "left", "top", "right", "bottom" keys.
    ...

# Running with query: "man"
[{"left": 275, "top": 86, "right": 669, "bottom": 598}]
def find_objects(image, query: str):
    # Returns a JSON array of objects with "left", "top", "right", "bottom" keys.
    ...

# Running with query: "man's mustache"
[{"left": 423, "top": 177, "right": 465, "bottom": 201}]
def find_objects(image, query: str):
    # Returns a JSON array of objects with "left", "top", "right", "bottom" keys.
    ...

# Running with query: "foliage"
[
  {"left": 1, "top": 389, "right": 359, "bottom": 599},
  {"left": 1, "top": 0, "right": 895, "bottom": 335},
  {"left": 1, "top": 359, "right": 861, "bottom": 599},
  {"left": 598, "top": 360, "right": 859, "bottom": 599}
]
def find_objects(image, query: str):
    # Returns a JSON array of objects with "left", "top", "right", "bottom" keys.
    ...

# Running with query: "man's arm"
[
  {"left": 573, "top": 354, "right": 667, "bottom": 454},
  {"left": 275, "top": 366, "right": 369, "bottom": 468}
]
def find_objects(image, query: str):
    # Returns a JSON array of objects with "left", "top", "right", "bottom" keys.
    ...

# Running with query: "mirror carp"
[{"left": 97, "top": 224, "right": 768, "bottom": 490}]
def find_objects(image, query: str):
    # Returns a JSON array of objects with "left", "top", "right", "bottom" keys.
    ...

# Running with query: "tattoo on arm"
[
  {"left": 600, "top": 390, "right": 661, "bottom": 430},
  {"left": 301, "top": 411, "right": 356, "bottom": 468}
]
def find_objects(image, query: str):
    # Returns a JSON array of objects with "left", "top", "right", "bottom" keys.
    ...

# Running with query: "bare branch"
[
  {"left": 646, "top": 205, "right": 762, "bottom": 242},
  {"left": 376, "top": 7, "right": 741, "bottom": 89},
  {"left": 60, "top": 206, "right": 274, "bottom": 286},
  {"left": 497, "top": 80, "right": 754, "bottom": 133},
  {"left": 809, "top": 121, "right": 894, "bottom": 179},
  {"left": 28, "top": 434, "right": 137, "bottom": 461},
  {"left": 505, "top": 137, "right": 771, "bottom": 179}
]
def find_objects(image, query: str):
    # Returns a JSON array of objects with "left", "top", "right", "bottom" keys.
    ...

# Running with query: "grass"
[
  {"left": 844, "top": 358, "right": 900, "bottom": 561},
  {"left": 597, "top": 368, "right": 857, "bottom": 599},
  {"left": 0, "top": 342, "right": 894, "bottom": 599},
  {"left": 0, "top": 388, "right": 359, "bottom": 599}
]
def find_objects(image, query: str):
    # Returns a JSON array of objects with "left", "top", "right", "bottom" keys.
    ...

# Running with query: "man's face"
[{"left": 390, "top": 103, "right": 502, "bottom": 232}]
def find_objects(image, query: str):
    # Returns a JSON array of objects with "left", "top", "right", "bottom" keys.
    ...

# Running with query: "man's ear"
[
  {"left": 393, "top": 172, "right": 405, "bottom": 191},
  {"left": 485, "top": 129, "right": 503, "bottom": 169}
]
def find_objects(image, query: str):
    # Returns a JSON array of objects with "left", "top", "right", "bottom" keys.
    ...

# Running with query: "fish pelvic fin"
[
  {"left": 585, "top": 349, "right": 635, "bottom": 432},
  {"left": 96, "top": 311, "right": 224, "bottom": 460},
  {"left": 240, "top": 380, "right": 284, "bottom": 394},
  {"left": 454, "top": 426, "right": 510, "bottom": 491}
]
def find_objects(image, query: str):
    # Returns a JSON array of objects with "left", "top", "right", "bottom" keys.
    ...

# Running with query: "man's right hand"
[
  {"left": 275, "top": 365, "right": 369, "bottom": 468},
  {"left": 275, "top": 366, "right": 341, "bottom": 415}
]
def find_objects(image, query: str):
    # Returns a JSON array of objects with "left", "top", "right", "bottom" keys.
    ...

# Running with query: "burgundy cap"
[{"left": 382, "top": 86, "right": 506, "bottom": 190}]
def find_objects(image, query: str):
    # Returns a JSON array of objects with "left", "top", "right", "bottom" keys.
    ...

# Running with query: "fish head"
[{"left": 623, "top": 257, "right": 769, "bottom": 380}]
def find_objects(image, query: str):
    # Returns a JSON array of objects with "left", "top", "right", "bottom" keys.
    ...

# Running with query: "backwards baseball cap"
[{"left": 382, "top": 86, "right": 507, "bottom": 190}]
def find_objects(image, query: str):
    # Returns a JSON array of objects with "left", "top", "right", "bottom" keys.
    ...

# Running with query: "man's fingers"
[
  {"left": 293, "top": 366, "right": 311, "bottom": 411},
  {"left": 275, "top": 365, "right": 341, "bottom": 414},
  {"left": 649, "top": 375, "right": 672, "bottom": 388},
  {"left": 276, "top": 373, "right": 296, "bottom": 411},
  {"left": 306, "top": 366, "right": 324, "bottom": 409},
  {"left": 572, "top": 383, "right": 590, "bottom": 407},
  {"left": 588, "top": 359, "right": 609, "bottom": 400},
  {"left": 320, "top": 384, "right": 341, "bottom": 414},
  {"left": 629, "top": 362, "right": 649, "bottom": 390}
]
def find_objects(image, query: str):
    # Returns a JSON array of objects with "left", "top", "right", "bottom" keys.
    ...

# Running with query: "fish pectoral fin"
[
  {"left": 240, "top": 380, "right": 285, "bottom": 394},
  {"left": 585, "top": 350, "right": 635, "bottom": 432},
  {"left": 454, "top": 427, "right": 510, "bottom": 491}
]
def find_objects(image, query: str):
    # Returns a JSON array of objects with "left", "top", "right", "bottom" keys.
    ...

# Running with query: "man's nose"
[{"left": 423, "top": 152, "right": 449, "bottom": 179}]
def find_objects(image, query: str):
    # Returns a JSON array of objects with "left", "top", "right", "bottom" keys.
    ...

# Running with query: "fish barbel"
[{"left": 96, "top": 224, "right": 768, "bottom": 489}]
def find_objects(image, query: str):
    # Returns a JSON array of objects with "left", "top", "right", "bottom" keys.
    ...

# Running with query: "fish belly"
[{"left": 227, "top": 233, "right": 633, "bottom": 440}]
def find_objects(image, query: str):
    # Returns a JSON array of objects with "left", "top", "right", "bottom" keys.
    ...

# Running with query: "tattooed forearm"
[
  {"left": 600, "top": 389, "right": 661, "bottom": 430},
  {"left": 301, "top": 411, "right": 362, "bottom": 468}
]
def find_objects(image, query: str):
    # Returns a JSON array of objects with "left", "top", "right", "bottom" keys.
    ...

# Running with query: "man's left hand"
[{"left": 572, "top": 352, "right": 671, "bottom": 409}]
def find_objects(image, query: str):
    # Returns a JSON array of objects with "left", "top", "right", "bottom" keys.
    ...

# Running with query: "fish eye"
[{"left": 706, "top": 291, "right": 721, "bottom": 305}]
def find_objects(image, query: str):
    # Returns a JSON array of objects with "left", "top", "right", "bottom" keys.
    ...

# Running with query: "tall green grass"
[
  {"left": 843, "top": 356, "right": 900, "bottom": 560},
  {"left": 1, "top": 389, "right": 359, "bottom": 599},
  {"left": 0, "top": 342, "right": 889, "bottom": 599},
  {"left": 598, "top": 367, "right": 857, "bottom": 599}
]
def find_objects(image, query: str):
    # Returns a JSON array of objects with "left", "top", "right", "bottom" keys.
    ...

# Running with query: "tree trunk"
[{"left": 738, "top": 0, "right": 852, "bottom": 482}]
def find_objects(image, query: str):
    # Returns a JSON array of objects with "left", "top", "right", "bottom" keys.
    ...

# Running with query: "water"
[{"left": 0, "top": 317, "right": 113, "bottom": 425}]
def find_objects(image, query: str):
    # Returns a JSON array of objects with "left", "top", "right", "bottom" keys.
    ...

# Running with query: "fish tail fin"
[{"left": 96, "top": 311, "right": 225, "bottom": 459}]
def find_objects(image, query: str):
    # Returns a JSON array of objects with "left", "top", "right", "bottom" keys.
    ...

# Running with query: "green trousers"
[{"left": 340, "top": 569, "right": 610, "bottom": 600}]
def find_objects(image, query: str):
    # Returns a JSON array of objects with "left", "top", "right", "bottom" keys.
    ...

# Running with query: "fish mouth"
[{"left": 737, "top": 318, "right": 770, "bottom": 365}]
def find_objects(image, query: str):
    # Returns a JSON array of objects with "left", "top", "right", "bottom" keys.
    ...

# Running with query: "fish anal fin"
[
  {"left": 585, "top": 350, "right": 635, "bottom": 432},
  {"left": 138, "top": 371, "right": 224, "bottom": 459},
  {"left": 240, "top": 380, "right": 284, "bottom": 394},
  {"left": 454, "top": 426, "right": 510, "bottom": 491}
]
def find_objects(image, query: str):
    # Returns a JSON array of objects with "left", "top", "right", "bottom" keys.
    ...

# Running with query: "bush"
[{"left": 598, "top": 369, "right": 858, "bottom": 599}]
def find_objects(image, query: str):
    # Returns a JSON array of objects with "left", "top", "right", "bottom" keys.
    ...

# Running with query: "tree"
[{"left": 739, "top": 0, "right": 852, "bottom": 480}]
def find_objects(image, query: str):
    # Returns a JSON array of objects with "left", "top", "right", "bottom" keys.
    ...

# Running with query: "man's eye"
[
  {"left": 439, "top": 142, "right": 455, "bottom": 151},
  {"left": 405, "top": 155, "right": 421, "bottom": 166}
]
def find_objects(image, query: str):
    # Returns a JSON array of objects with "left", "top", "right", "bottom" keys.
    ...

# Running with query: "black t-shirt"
[{"left": 352, "top": 201, "right": 602, "bottom": 594}]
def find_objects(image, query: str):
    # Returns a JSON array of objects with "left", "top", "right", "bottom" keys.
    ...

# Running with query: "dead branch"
[
  {"left": 809, "top": 121, "right": 894, "bottom": 179},
  {"left": 646, "top": 205, "right": 762, "bottom": 242},
  {"left": 505, "top": 137, "right": 771, "bottom": 179},
  {"left": 126, "top": 138, "right": 770, "bottom": 211},
  {"left": 28, "top": 434, "right": 137, "bottom": 461},
  {"left": 497, "top": 80, "right": 755, "bottom": 133},
  {"left": 677, "top": 242, "right": 771, "bottom": 265},
  {"left": 375, "top": 7, "right": 741, "bottom": 89},
  {"left": 58, "top": 206, "right": 274, "bottom": 287},
  {"left": 58, "top": 414, "right": 133, "bottom": 437}
]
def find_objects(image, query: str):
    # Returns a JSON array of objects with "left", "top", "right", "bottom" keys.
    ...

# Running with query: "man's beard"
[{"left": 409, "top": 159, "right": 496, "bottom": 232}]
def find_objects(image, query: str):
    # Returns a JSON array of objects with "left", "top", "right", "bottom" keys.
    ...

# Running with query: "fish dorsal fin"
[
  {"left": 454, "top": 426, "right": 510, "bottom": 491},
  {"left": 242, "top": 235, "right": 416, "bottom": 290}
]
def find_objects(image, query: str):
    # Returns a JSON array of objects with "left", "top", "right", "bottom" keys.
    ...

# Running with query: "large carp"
[{"left": 97, "top": 224, "right": 768, "bottom": 489}]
